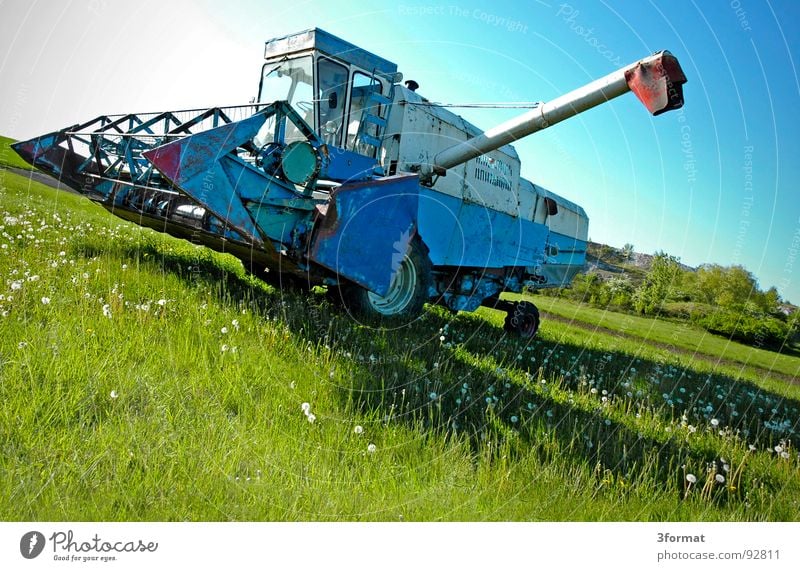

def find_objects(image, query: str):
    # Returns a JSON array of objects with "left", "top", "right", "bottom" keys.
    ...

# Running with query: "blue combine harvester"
[{"left": 12, "top": 29, "right": 686, "bottom": 336}]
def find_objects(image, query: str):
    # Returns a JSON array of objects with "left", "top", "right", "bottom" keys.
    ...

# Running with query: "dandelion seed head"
[
  {"left": 686, "top": 474, "right": 697, "bottom": 484},
  {"left": 715, "top": 474, "right": 725, "bottom": 484},
  {"left": 220, "top": 326, "right": 229, "bottom": 334},
  {"left": 41, "top": 297, "right": 50, "bottom": 305},
  {"left": 110, "top": 390, "right": 118, "bottom": 399},
  {"left": 354, "top": 425, "right": 363, "bottom": 434},
  {"left": 367, "top": 443, "right": 376, "bottom": 453},
  {"left": 301, "top": 402, "right": 311, "bottom": 414},
  {"left": 307, "top": 413, "right": 316, "bottom": 424}
]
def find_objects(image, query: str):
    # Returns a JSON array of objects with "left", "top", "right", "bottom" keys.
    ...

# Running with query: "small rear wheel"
[
  {"left": 504, "top": 301, "right": 540, "bottom": 338},
  {"left": 339, "top": 238, "right": 431, "bottom": 322}
]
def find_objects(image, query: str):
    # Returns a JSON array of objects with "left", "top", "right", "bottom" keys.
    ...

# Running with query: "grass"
[
  {"left": 1, "top": 168, "right": 799, "bottom": 521},
  {"left": 516, "top": 294, "right": 800, "bottom": 382},
  {"left": 0, "top": 135, "right": 35, "bottom": 171}
]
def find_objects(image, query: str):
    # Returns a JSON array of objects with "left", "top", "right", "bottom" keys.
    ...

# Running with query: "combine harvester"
[{"left": 13, "top": 29, "right": 686, "bottom": 337}]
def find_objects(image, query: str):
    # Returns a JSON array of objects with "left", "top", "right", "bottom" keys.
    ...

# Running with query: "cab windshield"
[{"left": 258, "top": 57, "right": 315, "bottom": 126}]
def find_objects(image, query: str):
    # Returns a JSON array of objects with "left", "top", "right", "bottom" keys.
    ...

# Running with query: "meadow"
[{"left": 1, "top": 164, "right": 798, "bottom": 521}]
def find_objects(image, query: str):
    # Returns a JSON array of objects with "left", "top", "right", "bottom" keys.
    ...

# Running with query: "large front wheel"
[{"left": 341, "top": 239, "right": 431, "bottom": 321}]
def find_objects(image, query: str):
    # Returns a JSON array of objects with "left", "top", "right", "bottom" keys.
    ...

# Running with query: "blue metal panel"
[
  {"left": 417, "top": 188, "right": 548, "bottom": 269},
  {"left": 322, "top": 146, "right": 378, "bottom": 182},
  {"left": 143, "top": 114, "right": 270, "bottom": 246},
  {"left": 540, "top": 231, "right": 588, "bottom": 287},
  {"left": 309, "top": 174, "right": 419, "bottom": 296}
]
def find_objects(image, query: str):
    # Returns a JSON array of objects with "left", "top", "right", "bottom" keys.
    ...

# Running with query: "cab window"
[{"left": 316, "top": 57, "right": 349, "bottom": 147}]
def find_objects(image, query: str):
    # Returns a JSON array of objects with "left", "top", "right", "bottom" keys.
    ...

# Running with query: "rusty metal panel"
[
  {"left": 624, "top": 51, "right": 686, "bottom": 116},
  {"left": 309, "top": 174, "right": 419, "bottom": 296}
]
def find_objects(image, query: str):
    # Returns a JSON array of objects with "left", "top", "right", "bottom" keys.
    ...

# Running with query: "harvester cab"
[{"left": 12, "top": 28, "right": 687, "bottom": 337}]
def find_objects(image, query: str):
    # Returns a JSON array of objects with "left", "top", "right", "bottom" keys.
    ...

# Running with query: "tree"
[
  {"left": 633, "top": 251, "right": 681, "bottom": 314},
  {"left": 621, "top": 243, "right": 634, "bottom": 261}
]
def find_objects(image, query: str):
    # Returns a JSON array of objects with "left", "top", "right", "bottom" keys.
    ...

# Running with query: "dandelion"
[
  {"left": 102, "top": 304, "right": 112, "bottom": 318},
  {"left": 121, "top": 264, "right": 128, "bottom": 270},
  {"left": 780, "top": 451, "right": 790, "bottom": 459},
  {"left": 354, "top": 425, "right": 364, "bottom": 435},
  {"left": 748, "top": 444, "right": 757, "bottom": 452},
  {"left": 774, "top": 445, "right": 784, "bottom": 454},
  {"left": 110, "top": 390, "right": 118, "bottom": 399},
  {"left": 220, "top": 326, "right": 229, "bottom": 334},
  {"left": 710, "top": 418, "right": 719, "bottom": 427},
  {"left": 41, "top": 297, "right": 51, "bottom": 305},
  {"left": 10, "top": 280, "right": 21, "bottom": 290},
  {"left": 301, "top": 402, "right": 311, "bottom": 415},
  {"left": 439, "top": 335, "right": 445, "bottom": 342},
  {"left": 429, "top": 392, "right": 437, "bottom": 400},
  {"left": 17, "top": 341, "right": 27, "bottom": 349},
  {"left": 157, "top": 299, "right": 167, "bottom": 306},
  {"left": 232, "top": 319, "right": 240, "bottom": 330},
  {"left": 307, "top": 413, "right": 316, "bottom": 424},
  {"left": 686, "top": 473, "right": 697, "bottom": 484},
  {"left": 715, "top": 474, "right": 725, "bottom": 484},
  {"left": 367, "top": 443, "right": 376, "bottom": 453},
  {"left": 221, "top": 344, "right": 229, "bottom": 352},
  {"left": 510, "top": 415, "right": 518, "bottom": 424}
]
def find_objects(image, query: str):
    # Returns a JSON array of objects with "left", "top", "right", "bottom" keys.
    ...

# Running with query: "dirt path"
[
  {"left": 1, "top": 166, "right": 76, "bottom": 193},
  {"left": 539, "top": 309, "right": 800, "bottom": 385}
]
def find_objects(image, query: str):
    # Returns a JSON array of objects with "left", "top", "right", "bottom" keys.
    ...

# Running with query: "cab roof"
[{"left": 264, "top": 28, "right": 398, "bottom": 75}]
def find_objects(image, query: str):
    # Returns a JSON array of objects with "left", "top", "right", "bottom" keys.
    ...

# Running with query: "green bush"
[{"left": 697, "top": 310, "right": 791, "bottom": 349}]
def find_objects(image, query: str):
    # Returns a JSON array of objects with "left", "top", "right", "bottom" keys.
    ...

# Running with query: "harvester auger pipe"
[{"left": 423, "top": 50, "right": 686, "bottom": 180}]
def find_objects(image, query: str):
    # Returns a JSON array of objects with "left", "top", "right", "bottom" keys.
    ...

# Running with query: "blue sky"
[{"left": 1, "top": 0, "right": 799, "bottom": 303}]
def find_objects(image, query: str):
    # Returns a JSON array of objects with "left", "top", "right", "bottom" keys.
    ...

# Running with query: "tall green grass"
[
  {"left": 0, "top": 136, "right": 34, "bottom": 171},
  {"left": 1, "top": 169, "right": 798, "bottom": 521}
]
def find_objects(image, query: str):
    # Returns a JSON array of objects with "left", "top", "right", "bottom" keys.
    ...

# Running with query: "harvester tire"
[
  {"left": 340, "top": 238, "right": 431, "bottom": 322},
  {"left": 504, "top": 301, "right": 540, "bottom": 338}
]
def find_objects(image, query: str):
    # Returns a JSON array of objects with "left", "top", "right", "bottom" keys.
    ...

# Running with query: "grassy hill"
[
  {"left": 0, "top": 135, "right": 35, "bottom": 171},
  {"left": 1, "top": 167, "right": 799, "bottom": 521}
]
